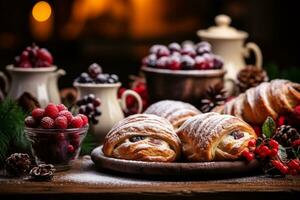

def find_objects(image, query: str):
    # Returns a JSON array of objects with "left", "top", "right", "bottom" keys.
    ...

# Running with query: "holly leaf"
[
  {"left": 277, "top": 145, "right": 288, "bottom": 163},
  {"left": 262, "top": 117, "right": 276, "bottom": 139}
]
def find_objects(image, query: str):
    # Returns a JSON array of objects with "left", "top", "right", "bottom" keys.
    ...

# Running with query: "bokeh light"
[{"left": 32, "top": 1, "right": 52, "bottom": 22}]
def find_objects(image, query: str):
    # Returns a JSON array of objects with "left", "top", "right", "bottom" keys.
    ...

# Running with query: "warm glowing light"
[{"left": 32, "top": 1, "right": 52, "bottom": 22}]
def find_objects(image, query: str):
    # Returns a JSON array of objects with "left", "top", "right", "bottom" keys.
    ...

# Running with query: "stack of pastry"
[
  {"left": 214, "top": 79, "right": 300, "bottom": 125},
  {"left": 103, "top": 113, "right": 256, "bottom": 162}
]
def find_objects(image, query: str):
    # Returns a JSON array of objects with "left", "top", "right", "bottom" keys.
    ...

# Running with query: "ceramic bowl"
[{"left": 142, "top": 67, "right": 226, "bottom": 105}]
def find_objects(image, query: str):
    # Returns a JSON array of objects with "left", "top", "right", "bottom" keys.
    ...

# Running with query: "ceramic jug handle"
[
  {"left": 0, "top": 71, "right": 9, "bottom": 93},
  {"left": 243, "top": 42, "right": 263, "bottom": 69},
  {"left": 56, "top": 69, "right": 66, "bottom": 77},
  {"left": 120, "top": 89, "right": 143, "bottom": 114}
]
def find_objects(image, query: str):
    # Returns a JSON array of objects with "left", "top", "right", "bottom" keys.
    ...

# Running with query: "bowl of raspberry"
[
  {"left": 24, "top": 103, "right": 89, "bottom": 171},
  {"left": 141, "top": 41, "right": 226, "bottom": 105}
]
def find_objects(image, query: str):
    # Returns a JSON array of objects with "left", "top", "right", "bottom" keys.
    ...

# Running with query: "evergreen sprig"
[{"left": 0, "top": 99, "right": 29, "bottom": 166}]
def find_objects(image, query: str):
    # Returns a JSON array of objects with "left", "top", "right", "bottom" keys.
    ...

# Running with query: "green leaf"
[
  {"left": 277, "top": 145, "right": 288, "bottom": 163},
  {"left": 262, "top": 117, "right": 276, "bottom": 139}
]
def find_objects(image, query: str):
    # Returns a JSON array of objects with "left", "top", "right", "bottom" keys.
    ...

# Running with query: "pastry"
[
  {"left": 214, "top": 79, "right": 300, "bottom": 125},
  {"left": 144, "top": 100, "right": 201, "bottom": 129},
  {"left": 102, "top": 114, "right": 181, "bottom": 162},
  {"left": 177, "top": 112, "right": 257, "bottom": 161}
]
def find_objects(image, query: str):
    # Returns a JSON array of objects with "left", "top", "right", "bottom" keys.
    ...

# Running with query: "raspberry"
[
  {"left": 31, "top": 108, "right": 44, "bottom": 121},
  {"left": 40, "top": 117, "right": 54, "bottom": 129},
  {"left": 36, "top": 48, "right": 53, "bottom": 65},
  {"left": 57, "top": 104, "right": 67, "bottom": 112},
  {"left": 54, "top": 116, "right": 68, "bottom": 129},
  {"left": 44, "top": 103, "right": 59, "bottom": 119},
  {"left": 67, "top": 144, "right": 75, "bottom": 153},
  {"left": 78, "top": 114, "right": 88, "bottom": 126},
  {"left": 25, "top": 116, "right": 37, "bottom": 128},
  {"left": 58, "top": 110, "right": 73, "bottom": 124},
  {"left": 70, "top": 116, "right": 83, "bottom": 128}
]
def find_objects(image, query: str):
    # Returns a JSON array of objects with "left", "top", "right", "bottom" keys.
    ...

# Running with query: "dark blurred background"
[{"left": 0, "top": 0, "right": 299, "bottom": 89}]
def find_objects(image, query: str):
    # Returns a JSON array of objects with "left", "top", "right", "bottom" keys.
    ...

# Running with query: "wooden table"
[{"left": 0, "top": 156, "right": 299, "bottom": 200}]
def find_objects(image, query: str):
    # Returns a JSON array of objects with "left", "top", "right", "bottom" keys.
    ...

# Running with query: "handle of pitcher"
[
  {"left": 120, "top": 89, "right": 143, "bottom": 114},
  {"left": 56, "top": 69, "right": 66, "bottom": 77},
  {"left": 243, "top": 42, "right": 263, "bottom": 69},
  {"left": 0, "top": 71, "right": 9, "bottom": 93}
]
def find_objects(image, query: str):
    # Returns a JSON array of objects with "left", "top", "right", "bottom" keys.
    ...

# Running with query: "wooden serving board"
[{"left": 91, "top": 146, "right": 260, "bottom": 178}]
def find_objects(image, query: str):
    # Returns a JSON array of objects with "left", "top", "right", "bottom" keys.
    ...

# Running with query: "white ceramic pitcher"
[
  {"left": 0, "top": 65, "right": 65, "bottom": 107},
  {"left": 74, "top": 82, "right": 143, "bottom": 144},
  {"left": 197, "top": 14, "right": 263, "bottom": 94}
]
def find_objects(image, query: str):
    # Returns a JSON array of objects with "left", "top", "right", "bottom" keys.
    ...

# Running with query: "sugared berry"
[
  {"left": 70, "top": 116, "right": 83, "bottom": 128},
  {"left": 168, "top": 42, "right": 181, "bottom": 52},
  {"left": 167, "top": 56, "right": 181, "bottom": 70},
  {"left": 44, "top": 103, "right": 59, "bottom": 119},
  {"left": 78, "top": 114, "right": 88, "bottom": 126},
  {"left": 54, "top": 116, "right": 68, "bottom": 129},
  {"left": 57, "top": 104, "right": 67, "bottom": 112},
  {"left": 181, "top": 55, "right": 195, "bottom": 70},
  {"left": 156, "top": 56, "right": 168, "bottom": 68},
  {"left": 156, "top": 46, "right": 170, "bottom": 57},
  {"left": 40, "top": 117, "right": 54, "bottom": 129},
  {"left": 95, "top": 74, "right": 107, "bottom": 83},
  {"left": 88, "top": 63, "right": 102, "bottom": 78},
  {"left": 25, "top": 116, "right": 38, "bottom": 128},
  {"left": 110, "top": 74, "right": 119, "bottom": 82},
  {"left": 58, "top": 110, "right": 73, "bottom": 124},
  {"left": 32, "top": 108, "right": 44, "bottom": 121}
]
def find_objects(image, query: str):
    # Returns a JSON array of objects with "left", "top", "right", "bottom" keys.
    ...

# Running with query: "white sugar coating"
[
  {"left": 144, "top": 100, "right": 200, "bottom": 126},
  {"left": 59, "top": 171, "right": 155, "bottom": 186}
]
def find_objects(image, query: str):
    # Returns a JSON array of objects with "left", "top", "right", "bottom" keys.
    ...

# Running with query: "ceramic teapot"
[
  {"left": 197, "top": 14, "right": 263, "bottom": 94},
  {"left": 74, "top": 82, "right": 143, "bottom": 144},
  {"left": 0, "top": 65, "right": 65, "bottom": 107}
]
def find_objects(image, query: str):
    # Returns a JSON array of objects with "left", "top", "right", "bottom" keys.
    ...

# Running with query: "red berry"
[
  {"left": 44, "top": 103, "right": 59, "bottom": 119},
  {"left": 288, "top": 159, "right": 300, "bottom": 170},
  {"left": 37, "top": 48, "right": 53, "bottom": 65},
  {"left": 67, "top": 144, "right": 75, "bottom": 153},
  {"left": 167, "top": 56, "right": 181, "bottom": 70},
  {"left": 280, "top": 166, "right": 289, "bottom": 175},
  {"left": 269, "top": 139, "right": 279, "bottom": 149},
  {"left": 272, "top": 160, "right": 289, "bottom": 174},
  {"left": 54, "top": 116, "right": 68, "bottom": 129},
  {"left": 269, "top": 148, "right": 278, "bottom": 157},
  {"left": 70, "top": 116, "right": 83, "bottom": 128},
  {"left": 18, "top": 61, "right": 32, "bottom": 68},
  {"left": 58, "top": 110, "right": 73, "bottom": 124},
  {"left": 40, "top": 117, "right": 54, "bottom": 129},
  {"left": 25, "top": 116, "right": 37, "bottom": 128},
  {"left": 31, "top": 108, "right": 44, "bottom": 121},
  {"left": 292, "top": 139, "right": 300, "bottom": 147},
  {"left": 242, "top": 150, "right": 254, "bottom": 161},
  {"left": 57, "top": 104, "right": 67, "bottom": 112},
  {"left": 248, "top": 139, "right": 256, "bottom": 147},
  {"left": 78, "top": 114, "right": 88, "bottom": 126}
]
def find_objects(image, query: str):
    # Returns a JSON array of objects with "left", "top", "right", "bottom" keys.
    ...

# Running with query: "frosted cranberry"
[
  {"left": 181, "top": 55, "right": 195, "bottom": 70},
  {"left": 168, "top": 42, "right": 181, "bottom": 52},
  {"left": 156, "top": 56, "right": 169, "bottom": 68},
  {"left": 167, "top": 56, "right": 181, "bottom": 70}
]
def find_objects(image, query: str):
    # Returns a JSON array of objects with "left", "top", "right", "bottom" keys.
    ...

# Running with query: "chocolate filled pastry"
[
  {"left": 214, "top": 79, "right": 300, "bottom": 125},
  {"left": 177, "top": 112, "right": 257, "bottom": 161},
  {"left": 102, "top": 114, "right": 181, "bottom": 162},
  {"left": 144, "top": 100, "right": 201, "bottom": 129}
]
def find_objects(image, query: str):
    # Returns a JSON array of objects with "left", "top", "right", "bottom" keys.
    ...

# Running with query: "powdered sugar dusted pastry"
[
  {"left": 214, "top": 79, "right": 300, "bottom": 125},
  {"left": 144, "top": 100, "right": 201, "bottom": 129},
  {"left": 177, "top": 112, "right": 257, "bottom": 161},
  {"left": 102, "top": 114, "right": 181, "bottom": 162}
]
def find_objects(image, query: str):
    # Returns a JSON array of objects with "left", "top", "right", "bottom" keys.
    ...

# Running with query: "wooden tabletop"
[{"left": 0, "top": 156, "right": 299, "bottom": 200}]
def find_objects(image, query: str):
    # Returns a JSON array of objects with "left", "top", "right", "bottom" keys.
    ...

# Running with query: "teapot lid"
[{"left": 197, "top": 14, "right": 248, "bottom": 39}]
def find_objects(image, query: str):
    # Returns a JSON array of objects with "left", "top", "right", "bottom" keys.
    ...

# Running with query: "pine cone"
[
  {"left": 5, "top": 153, "right": 31, "bottom": 176},
  {"left": 200, "top": 83, "right": 227, "bottom": 113},
  {"left": 30, "top": 164, "right": 55, "bottom": 181},
  {"left": 18, "top": 92, "right": 40, "bottom": 113},
  {"left": 273, "top": 125, "right": 300, "bottom": 147},
  {"left": 237, "top": 65, "right": 269, "bottom": 93}
]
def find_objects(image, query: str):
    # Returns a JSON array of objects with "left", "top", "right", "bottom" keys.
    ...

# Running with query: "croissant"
[
  {"left": 177, "top": 112, "right": 257, "bottom": 161},
  {"left": 214, "top": 79, "right": 300, "bottom": 125},
  {"left": 144, "top": 100, "right": 201, "bottom": 129},
  {"left": 102, "top": 114, "right": 181, "bottom": 162}
]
